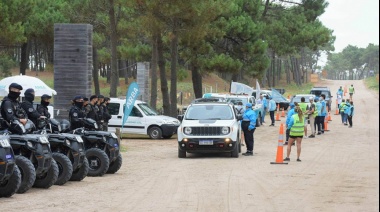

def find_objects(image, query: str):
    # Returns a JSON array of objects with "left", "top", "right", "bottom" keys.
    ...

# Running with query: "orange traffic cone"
[
  {"left": 275, "top": 105, "right": 281, "bottom": 121},
  {"left": 270, "top": 123, "right": 288, "bottom": 165},
  {"left": 328, "top": 111, "right": 332, "bottom": 121},
  {"left": 281, "top": 109, "right": 285, "bottom": 117},
  {"left": 324, "top": 115, "right": 330, "bottom": 131},
  {"left": 335, "top": 99, "right": 339, "bottom": 115}
]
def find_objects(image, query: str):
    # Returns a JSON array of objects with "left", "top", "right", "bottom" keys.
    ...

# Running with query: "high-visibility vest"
[
  {"left": 299, "top": 102, "right": 308, "bottom": 114},
  {"left": 290, "top": 114, "right": 304, "bottom": 136},
  {"left": 312, "top": 102, "right": 318, "bottom": 117},
  {"left": 349, "top": 86, "right": 354, "bottom": 93},
  {"left": 339, "top": 102, "right": 346, "bottom": 112}
]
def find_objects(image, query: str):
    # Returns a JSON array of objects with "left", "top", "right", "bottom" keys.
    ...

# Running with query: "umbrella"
[{"left": 0, "top": 74, "right": 57, "bottom": 97}]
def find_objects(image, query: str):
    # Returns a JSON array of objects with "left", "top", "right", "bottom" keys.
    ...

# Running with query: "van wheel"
[{"left": 148, "top": 126, "right": 162, "bottom": 139}]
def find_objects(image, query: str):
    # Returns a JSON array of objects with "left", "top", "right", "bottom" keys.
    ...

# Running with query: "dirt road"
[{"left": 1, "top": 80, "right": 378, "bottom": 212}]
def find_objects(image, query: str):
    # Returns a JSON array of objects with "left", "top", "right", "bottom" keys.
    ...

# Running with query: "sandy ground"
[{"left": 1, "top": 79, "right": 379, "bottom": 212}]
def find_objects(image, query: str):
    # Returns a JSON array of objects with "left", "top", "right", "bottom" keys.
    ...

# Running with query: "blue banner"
[{"left": 122, "top": 82, "right": 140, "bottom": 128}]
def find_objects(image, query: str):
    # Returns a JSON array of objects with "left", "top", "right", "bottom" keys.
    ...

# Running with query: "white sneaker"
[{"left": 303, "top": 136, "right": 308, "bottom": 139}]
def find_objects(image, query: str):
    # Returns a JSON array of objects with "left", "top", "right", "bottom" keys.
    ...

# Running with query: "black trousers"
[
  {"left": 347, "top": 115, "right": 353, "bottom": 126},
  {"left": 242, "top": 121, "right": 255, "bottom": 152},
  {"left": 314, "top": 116, "right": 324, "bottom": 133},
  {"left": 269, "top": 111, "right": 275, "bottom": 125}
]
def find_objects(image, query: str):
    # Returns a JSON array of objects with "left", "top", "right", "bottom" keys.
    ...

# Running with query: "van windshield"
[
  {"left": 310, "top": 90, "right": 330, "bottom": 99},
  {"left": 138, "top": 103, "right": 158, "bottom": 116}
]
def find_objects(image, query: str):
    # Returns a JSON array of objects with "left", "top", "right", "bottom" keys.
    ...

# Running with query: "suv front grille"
[{"left": 190, "top": 127, "right": 222, "bottom": 136}]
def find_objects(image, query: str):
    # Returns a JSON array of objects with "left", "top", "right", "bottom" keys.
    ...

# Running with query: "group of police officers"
[{"left": 0, "top": 82, "right": 111, "bottom": 133}]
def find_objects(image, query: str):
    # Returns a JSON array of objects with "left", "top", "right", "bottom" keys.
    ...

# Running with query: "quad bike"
[
  {"left": 34, "top": 118, "right": 89, "bottom": 184},
  {"left": 0, "top": 134, "right": 21, "bottom": 197},
  {"left": 6, "top": 119, "right": 58, "bottom": 193},
  {"left": 68, "top": 118, "right": 122, "bottom": 177}
]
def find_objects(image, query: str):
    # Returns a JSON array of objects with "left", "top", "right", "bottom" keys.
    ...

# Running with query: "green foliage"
[
  {"left": 0, "top": 54, "right": 15, "bottom": 77},
  {"left": 364, "top": 76, "right": 379, "bottom": 92},
  {"left": 177, "top": 68, "right": 189, "bottom": 82}
]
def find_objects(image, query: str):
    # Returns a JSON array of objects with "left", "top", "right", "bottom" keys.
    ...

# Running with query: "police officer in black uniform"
[
  {"left": 86, "top": 95, "right": 99, "bottom": 123},
  {"left": 36, "top": 94, "right": 52, "bottom": 119},
  {"left": 96, "top": 95, "right": 105, "bottom": 131},
  {"left": 69, "top": 95, "right": 86, "bottom": 130},
  {"left": 21, "top": 88, "right": 47, "bottom": 128},
  {"left": 102, "top": 97, "right": 112, "bottom": 131},
  {"left": 0, "top": 83, "right": 28, "bottom": 128}
]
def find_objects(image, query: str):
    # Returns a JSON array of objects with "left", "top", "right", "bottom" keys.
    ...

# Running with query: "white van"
[{"left": 107, "top": 98, "right": 181, "bottom": 139}]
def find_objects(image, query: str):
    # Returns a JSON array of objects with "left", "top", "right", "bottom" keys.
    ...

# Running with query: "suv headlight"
[
  {"left": 27, "top": 141, "right": 34, "bottom": 148},
  {"left": 221, "top": 126, "right": 230, "bottom": 135},
  {"left": 184, "top": 127, "right": 192, "bottom": 135}
]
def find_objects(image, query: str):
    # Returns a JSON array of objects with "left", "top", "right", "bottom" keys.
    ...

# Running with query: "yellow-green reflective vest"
[
  {"left": 299, "top": 102, "right": 308, "bottom": 114},
  {"left": 349, "top": 86, "right": 354, "bottom": 93},
  {"left": 290, "top": 114, "right": 304, "bottom": 136},
  {"left": 312, "top": 102, "right": 318, "bottom": 117},
  {"left": 339, "top": 102, "right": 346, "bottom": 112}
]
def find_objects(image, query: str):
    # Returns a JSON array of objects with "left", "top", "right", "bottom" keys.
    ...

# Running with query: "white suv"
[{"left": 177, "top": 101, "right": 242, "bottom": 158}]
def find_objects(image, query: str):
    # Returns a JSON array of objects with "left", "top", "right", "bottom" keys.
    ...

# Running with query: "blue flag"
[{"left": 122, "top": 82, "right": 140, "bottom": 128}]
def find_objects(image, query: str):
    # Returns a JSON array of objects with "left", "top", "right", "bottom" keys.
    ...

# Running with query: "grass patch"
[{"left": 364, "top": 76, "right": 379, "bottom": 92}]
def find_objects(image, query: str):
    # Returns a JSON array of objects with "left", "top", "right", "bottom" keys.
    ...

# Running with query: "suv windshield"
[
  {"left": 185, "top": 105, "right": 234, "bottom": 120},
  {"left": 310, "top": 90, "right": 331, "bottom": 99}
]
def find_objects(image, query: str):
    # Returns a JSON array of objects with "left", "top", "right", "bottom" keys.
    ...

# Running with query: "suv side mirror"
[{"left": 177, "top": 115, "right": 184, "bottom": 121}]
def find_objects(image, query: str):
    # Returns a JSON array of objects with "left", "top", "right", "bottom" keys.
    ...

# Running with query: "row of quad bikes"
[{"left": 0, "top": 118, "right": 122, "bottom": 197}]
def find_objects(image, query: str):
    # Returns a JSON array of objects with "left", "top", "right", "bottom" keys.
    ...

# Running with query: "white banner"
[
  {"left": 256, "top": 80, "right": 261, "bottom": 99},
  {"left": 230, "top": 81, "right": 254, "bottom": 95}
]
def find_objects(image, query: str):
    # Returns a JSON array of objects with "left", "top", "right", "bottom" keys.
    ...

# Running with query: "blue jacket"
[
  {"left": 320, "top": 100, "right": 327, "bottom": 116},
  {"left": 242, "top": 107, "right": 257, "bottom": 130},
  {"left": 344, "top": 103, "right": 354, "bottom": 116},
  {"left": 286, "top": 108, "right": 295, "bottom": 126},
  {"left": 337, "top": 89, "right": 343, "bottom": 96},
  {"left": 269, "top": 99, "right": 276, "bottom": 111},
  {"left": 262, "top": 98, "right": 267, "bottom": 108}
]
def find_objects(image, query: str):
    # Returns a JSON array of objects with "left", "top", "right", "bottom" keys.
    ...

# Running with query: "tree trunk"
[
  {"left": 109, "top": 0, "right": 119, "bottom": 97},
  {"left": 170, "top": 27, "right": 178, "bottom": 117},
  {"left": 150, "top": 34, "right": 158, "bottom": 110},
  {"left": 93, "top": 47, "right": 100, "bottom": 95},
  {"left": 157, "top": 33, "right": 170, "bottom": 115},
  {"left": 20, "top": 42, "right": 29, "bottom": 75},
  {"left": 191, "top": 62, "right": 202, "bottom": 99}
]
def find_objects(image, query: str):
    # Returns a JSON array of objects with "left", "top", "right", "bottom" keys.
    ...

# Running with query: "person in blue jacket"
[
  {"left": 268, "top": 96, "right": 277, "bottom": 126},
  {"left": 345, "top": 101, "right": 354, "bottom": 128},
  {"left": 261, "top": 95, "right": 268, "bottom": 124},
  {"left": 241, "top": 103, "right": 257, "bottom": 156}
]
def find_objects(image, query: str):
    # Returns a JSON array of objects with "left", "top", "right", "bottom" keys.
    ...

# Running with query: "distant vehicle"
[
  {"left": 202, "top": 93, "right": 263, "bottom": 127},
  {"left": 290, "top": 94, "right": 316, "bottom": 105},
  {"left": 368, "top": 70, "right": 375, "bottom": 77},
  {"left": 309, "top": 87, "right": 332, "bottom": 111},
  {"left": 252, "top": 89, "right": 290, "bottom": 110}
]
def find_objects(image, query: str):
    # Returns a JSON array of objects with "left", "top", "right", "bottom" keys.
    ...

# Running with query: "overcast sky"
[{"left": 319, "top": 0, "right": 379, "bottom": 53}]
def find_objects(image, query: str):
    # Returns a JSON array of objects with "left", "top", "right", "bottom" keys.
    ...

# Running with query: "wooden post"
[{"left": 116, "top": 128, "right": 121, "bottom": 140}]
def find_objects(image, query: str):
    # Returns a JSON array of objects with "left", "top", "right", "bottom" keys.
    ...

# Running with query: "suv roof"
[{"left": 311, "top": 87, "right": 330, "bottom": 90}]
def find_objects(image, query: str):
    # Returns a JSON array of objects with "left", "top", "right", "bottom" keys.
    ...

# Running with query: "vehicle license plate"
[{"left": 199, "top": 140, "right": 213, "bottom": 145}]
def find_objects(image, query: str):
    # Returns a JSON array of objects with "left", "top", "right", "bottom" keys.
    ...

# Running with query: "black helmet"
[{"left": 9, "top": 120, "right": 26, "bottom": 135}]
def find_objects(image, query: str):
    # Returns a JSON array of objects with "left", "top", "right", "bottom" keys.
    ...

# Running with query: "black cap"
[
  {"left": 25, "top": 88, "right": 35, "bottom": 94},
  {"left": 83, "top": 97, "right": 89, "bottom": 101},
  {"left": 73, "top": 95, "right": 83, "bottom": 101},
  {"left": 41, "top": 94, "right": 52, "bottom": 99},
  {"left": 98, "top": 94, "right": 104, "bottom": 99},
  {"left": 90, "top": 95, "right": 98, "bottom": 101},
  {"left": 9, "top": 83, "right": 23, "bottom": 90}
]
